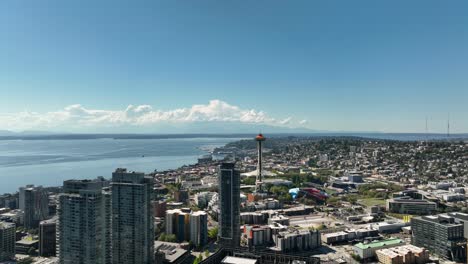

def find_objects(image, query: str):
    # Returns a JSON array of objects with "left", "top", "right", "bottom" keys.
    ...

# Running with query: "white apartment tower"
[{"left": 190, "top": 211, "right": 208, "bottom": 247}]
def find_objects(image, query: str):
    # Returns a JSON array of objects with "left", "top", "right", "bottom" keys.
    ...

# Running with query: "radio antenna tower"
[{"left": 447, "top": 113, "right": 450, "bottom": 138}]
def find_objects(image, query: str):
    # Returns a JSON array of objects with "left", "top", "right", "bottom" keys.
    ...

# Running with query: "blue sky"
[{"left": 1, "top": 0, "right": 467, "bottom": 133}]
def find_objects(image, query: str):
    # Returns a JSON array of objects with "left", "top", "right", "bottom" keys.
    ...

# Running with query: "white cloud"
[
  {"left": 299, "top": 119, "right": 307, "bottom": 125},
  {"left": 0, "top": 100, "right": 291, "bottom": 131},
  {"left": 279, "top": 117, "right": 292, "bottom": 125}
]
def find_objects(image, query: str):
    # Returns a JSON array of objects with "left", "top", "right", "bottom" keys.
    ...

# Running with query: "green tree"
[
  {"left": 326, "top": 196, "right": 340, "bottom": 206},
  {"left": 351, "top": 253, "right": 362, "bottom": 261},
  {"left": 165, "top": 234, "right": 177, "bottom": 242},
  {"left": 158, "top": 233, "right": 177, "bottom": 242},
  {"left": 208, "top": 227, "right": 218, "bottom": 240},
  {"left": 193, "top": 254, "right": 204, "bottom": 264},
  {"left": 17, "top": 258, "right": 34, "bottom": 264},
  {"left": 279, "top": 193, "right": 292, "bottom": 203},
  {"left": 242, "top": 177, "right": 256, "bottom": 185}
]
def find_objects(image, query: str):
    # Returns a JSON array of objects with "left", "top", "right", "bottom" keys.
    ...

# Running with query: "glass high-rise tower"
[
  {"left": 218, "top": 162, "right": 240, "bottom": 248},
  {"left": 57, "top": 177, "right": 111, "bottom": 264},
  {"left": 111, "top": 168, "right": 154, "bottom": 264},
  {"left": 23, "top": 185, "right": 49, "bottom": 229}
]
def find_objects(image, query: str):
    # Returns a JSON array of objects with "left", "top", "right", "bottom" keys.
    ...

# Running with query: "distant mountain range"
[
  {"left": 0, "top": 128, "right": 467, "bottom": 141},
  {"left": 0, "top": 130, "right": 64, "bottom": 136},
  {"left": 0, "top": 123, "right": 323, "bottom": 136}
]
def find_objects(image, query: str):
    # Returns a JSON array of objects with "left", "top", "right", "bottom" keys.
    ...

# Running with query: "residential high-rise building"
[
  {"left": 166, "top": 209, "right": 189, "bottom": 242},
  {"left": 57, "top": 177, "right": 111, "bottom": 264},
  {"left": 190, "top": 211, "right": 208, "bottom": 247},
  {"left": 218, "top": 162, "right": 240, "bottom": 248},
  {"left": 153, "top": 200, "right": 167, "bottom": 218},
  {"left": 111, "top": 168, "right": 154, "bottom": 264},
  {"left": 165, "top": 209, "right": 207, "bottom": 247},
  {"left": 0, "top": 221, "right": 15, "bottom": 261},
  {"left": 411, "top": 213, "right": 467, "bottom": 261},
  {"left": 39, "top": 216, "right": 57, "bottom": 257},
  {"left": 23, "top": 185, "right": 49, "bottom": 229},
  {"left": 178, "top": 212, "right": 190, "bottom": 242},
  {"left": 19, "top": 184, "right": 34, "bottom": 210},
  {"left": 0, "top": 193, "right": 17, "bottom": 209}
]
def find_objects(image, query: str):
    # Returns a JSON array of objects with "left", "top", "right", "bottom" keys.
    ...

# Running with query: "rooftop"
[
  {"left": 377, "top": 248, "right": 401, "bottom": 258},
  {"left": 222, "top": 256, "right": 258, "bottom": 264},
  {"left": 0, "top": 221, "right": 15, "bottom": 229},
  {"left": 155, "top": 241, "right": 187, "bottom": 263},
  {"left": 354, "top": 238, "right": 403, "bottom": 250},
  {"left": 389, "top": 198, "right": 436, "bottom": 204}
]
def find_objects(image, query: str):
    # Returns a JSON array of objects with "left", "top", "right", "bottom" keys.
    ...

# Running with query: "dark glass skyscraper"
[
  {"left": 218, "top": 162, "right": 240, "bottom": 248},
  {"left": 23, "top": 186, "right": 49, "bottom": 229}
]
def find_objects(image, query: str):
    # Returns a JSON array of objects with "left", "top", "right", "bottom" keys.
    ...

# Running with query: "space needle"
[{"left": 255, "top": 133, "right": 266, "bottom": 193}]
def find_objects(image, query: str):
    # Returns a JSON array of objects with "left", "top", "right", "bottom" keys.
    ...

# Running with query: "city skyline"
[
  {"left": 2, "top": 1, "right": 468, "bottom": 263},
  {"left": 1, "top": 1, "right": 468, "bottom": 133}
]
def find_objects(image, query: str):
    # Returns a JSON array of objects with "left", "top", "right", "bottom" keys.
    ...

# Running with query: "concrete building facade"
[
  {"left": 111, "top": 168, "right": 154, "bottom": 264},
  {"left": 272, "top": 229, "right": 321, "bottom": 253},
  {"left": 386, "top": 199, "right": 437, "bottom": 215},
  {"left": 190, "top": 211, "right": 208, "bottom": 247},
  {"left": 411, "top": 214, "right": 466, "bottom": 261},
  {"left": 57, "top": 178, "right": 111, "bottom": 264},
  {"left": 23, "top": 185, "right": 49, "bottom": 229},
  {"left": 0, "top": 221, "right": 15, "bottom": 261},
  {"left": 39, "top": 216, "right": 57, "bottom": 257},
  {"left": 165, "top": 209, "right": 207, "bottom": 247}
]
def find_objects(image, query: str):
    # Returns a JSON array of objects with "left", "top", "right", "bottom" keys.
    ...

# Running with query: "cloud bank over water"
[{"left": 0, "top": 100, "right": 302, "bottom": 132}]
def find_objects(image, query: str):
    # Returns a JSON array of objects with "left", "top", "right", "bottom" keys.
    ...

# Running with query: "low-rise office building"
[
  {"left": 154, "top": 241, "right": 190, "bottom": 264},
  {"left": 371, "top": 222, "right": 407, "bottom": 234},
  {"left": 268, "top": 215, "right": 289, "bottom": 226},
  {"left": 16, "top": 237, "right": 39, "bottom": 255},
  {"left": 272, "top": 229, "right": 320, "bottom": 253},
  {"left": 240, "top": 212, "right": 269, "bottom": 225},
  {"left": 322, "top": 228, "right": 379, "bottom": 244},
  {"left": 386, "top": 198, "right": 437, "bottom": 215},
  {"left": 243, "top": 225, "right": 273, "bottom": 248},
  {"left": 376, "top": 248, "right": 403, "bottom": 264},
  {"left": 376, "top": 245, "right": 429, "bottom": 264}
]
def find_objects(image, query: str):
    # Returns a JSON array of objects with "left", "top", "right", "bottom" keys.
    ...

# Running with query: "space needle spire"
[{"left": 255, "top": 133, "right": 266, "bottom": 193}]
